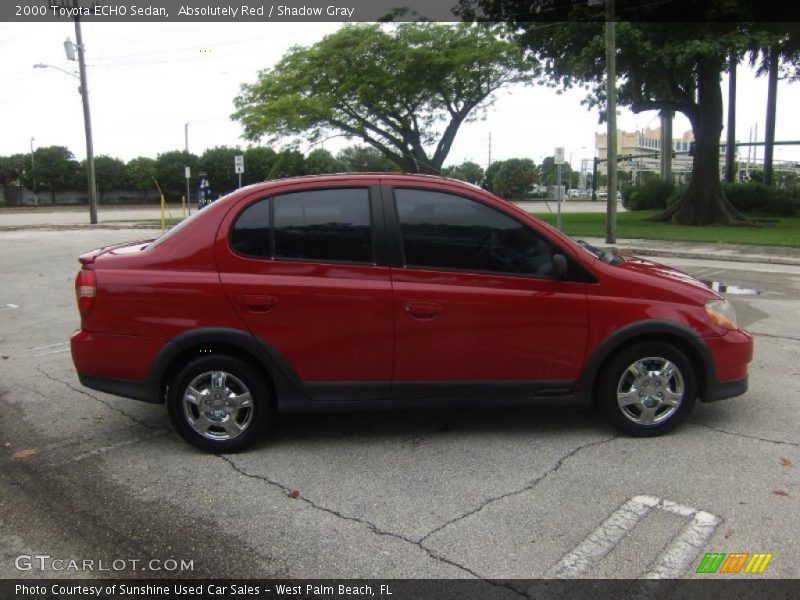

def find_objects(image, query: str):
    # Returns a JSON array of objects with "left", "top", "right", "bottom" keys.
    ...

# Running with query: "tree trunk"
[{"left": 652, "top": 61, "right": 749, "bottom": 226}]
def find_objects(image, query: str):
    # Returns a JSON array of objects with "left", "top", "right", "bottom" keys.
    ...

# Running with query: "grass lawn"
[{"left": 533, "top": 210, "right": 800, "bottom": 248}]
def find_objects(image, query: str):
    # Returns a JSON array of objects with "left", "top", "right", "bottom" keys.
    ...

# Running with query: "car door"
[
  {"left": 386, "top": 185, "right": 589, "bottom": 400},
  {"left": 217, "top": 184, "right": 393, "bottom": 400}
]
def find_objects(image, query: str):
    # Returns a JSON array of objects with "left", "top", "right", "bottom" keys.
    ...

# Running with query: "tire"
[
  {"left": 167, "top": 355, "right": 270, "bottom": 452},
  {"left": 598, "top": 342, "right": 697, "bottom": 436}
]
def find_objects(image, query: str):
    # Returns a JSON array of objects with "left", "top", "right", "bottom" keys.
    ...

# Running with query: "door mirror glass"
[{"left": 552, "top": 253, "right": 568, "bottom": 280}]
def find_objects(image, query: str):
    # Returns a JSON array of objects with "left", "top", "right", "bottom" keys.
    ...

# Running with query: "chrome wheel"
[
  {"left": 616, "top": 356, "right": 685, "bottom": 426},
  {"left": 182, "top": 370, "right": 254, "bottom": 441}
]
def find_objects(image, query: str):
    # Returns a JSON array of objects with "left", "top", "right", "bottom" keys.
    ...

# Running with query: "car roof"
[{"left": 241, "top": 172, "right": 486, "bottom": 194}]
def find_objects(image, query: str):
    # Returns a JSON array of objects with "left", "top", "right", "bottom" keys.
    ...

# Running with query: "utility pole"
[
  {"left": 185, "top": 122, "right": 191, "bottom": 215},
  {"left": 69, "top": 3, "right": 98, "bottom": 225},
  {"left": 30, "top": 137, "right": 38, "bottom": 207},
  {"left": 487, "top": 132, "right": 492, "bottom": 168},
  {"left": 724, "top": 56, "right": 737, "bottom": 183},
  {"left": 604, "top": 0, "right": 617, "bottom": 244}
]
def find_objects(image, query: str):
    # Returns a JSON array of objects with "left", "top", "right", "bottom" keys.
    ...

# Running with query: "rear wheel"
[
  {"left": 167, "top": 355, "right": 270, "bottom": 452},
  {"left": 599, "top": 342, "right": 696, "bottom": 436}
]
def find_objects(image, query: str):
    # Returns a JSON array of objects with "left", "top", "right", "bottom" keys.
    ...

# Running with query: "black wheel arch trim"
[
  {"left": 145, "top": 327, "right": 309, "bottom": 404},
  {"left": 577, "top": 319, "right": 718, "bottom": 404}
]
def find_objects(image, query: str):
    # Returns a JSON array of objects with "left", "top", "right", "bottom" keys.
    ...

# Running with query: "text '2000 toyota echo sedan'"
[{"left": 71, "top": 174, "right": 753, "bottom": 451}]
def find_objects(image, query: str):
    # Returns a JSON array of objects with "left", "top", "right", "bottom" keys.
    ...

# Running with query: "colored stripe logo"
[{"left": 697, "top": 552, "right": 773, "bottom": 574}]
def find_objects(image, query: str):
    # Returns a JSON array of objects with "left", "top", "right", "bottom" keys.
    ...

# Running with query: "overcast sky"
[{"left": 2, "top": 21, "right": 800, "bottom": 172}]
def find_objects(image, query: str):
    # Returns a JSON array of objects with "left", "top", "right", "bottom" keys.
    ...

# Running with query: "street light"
[
  {"left": 33, "top": 63, "right": 78, "bottom": 78},
  {"left": 32, "top": 30, "right": 98, "bottom": 225}
]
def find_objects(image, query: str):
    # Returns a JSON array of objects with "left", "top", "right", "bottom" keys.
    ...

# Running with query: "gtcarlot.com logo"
[
  {"left": 696, "top": 552, "right": 773, "bottom": 574},
  {"left": 15, "top": 554, "right": 194, "bottom": 572}
]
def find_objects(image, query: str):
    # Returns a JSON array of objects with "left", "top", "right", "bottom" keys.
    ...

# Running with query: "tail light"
[{"left": 75, "top": 269, "right": 96, "bottom": 317}]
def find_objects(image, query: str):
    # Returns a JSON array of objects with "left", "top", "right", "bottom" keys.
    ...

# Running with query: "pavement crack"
[
  {"left": 216, "top": 454, "right": 528, "bottom": 597},
  {"left": 35, "top": 366, "right": 161, "bottom": 431},
  {"left": 689, "top": 421, "right": 799, "bottom": 447},
  {"left": 749, "top": 331, "right": 800, "bottom": 342},
  {"left": 418, "top": 434, "right": 619, "bottom": 545}
]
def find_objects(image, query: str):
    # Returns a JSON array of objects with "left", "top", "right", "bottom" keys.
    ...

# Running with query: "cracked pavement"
[{"left": 0, "top": 229, "right": 798, "bottom": 582}]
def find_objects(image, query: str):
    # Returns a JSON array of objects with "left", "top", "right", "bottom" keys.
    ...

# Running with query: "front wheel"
[
  {"left": 599, "top": 342, "right": 697, "bottom": 436},
  {"left": 167, "top": 355, "right": 270, "bottom": 452}
]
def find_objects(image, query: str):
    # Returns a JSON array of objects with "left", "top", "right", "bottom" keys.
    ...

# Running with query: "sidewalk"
[{"left": 579, "top": 237, "right": 800, "bottom": 267}]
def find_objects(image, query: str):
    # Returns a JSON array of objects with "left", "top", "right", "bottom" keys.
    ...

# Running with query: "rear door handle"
[
  {"left": 238, "top": 294, "right": 278, "bottom": 312},
  {"left": 403, "top": 302, "right": 443, "bottom": 320}
]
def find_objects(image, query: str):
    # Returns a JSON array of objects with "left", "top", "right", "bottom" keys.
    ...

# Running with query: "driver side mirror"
[{"left": 552, "top": 253, "right": 568, "bottom": 280}]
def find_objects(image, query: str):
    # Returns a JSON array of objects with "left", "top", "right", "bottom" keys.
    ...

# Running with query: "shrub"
[
  {"left": 624, "top": 177, "right": 676, "bottom": 211},
  {"left": 722, "top": 182, "right": 800, "bottom": 216}
]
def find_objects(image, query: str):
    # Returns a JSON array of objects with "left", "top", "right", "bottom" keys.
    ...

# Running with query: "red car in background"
[{"left": 71, "top": 174, "right": 753, "bottom": 451}]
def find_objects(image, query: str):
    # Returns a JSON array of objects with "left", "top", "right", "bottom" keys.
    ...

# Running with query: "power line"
[{"left": 91, "top": 26, "right": 335, "bottom": 63}]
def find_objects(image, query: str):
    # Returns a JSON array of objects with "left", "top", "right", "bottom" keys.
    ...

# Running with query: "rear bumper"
[
  {"left": 78, "top": 372, "right": 161, "bottom": 404},
  {"left": 72, "top": 329, "right": 165, "bottom": 403}
]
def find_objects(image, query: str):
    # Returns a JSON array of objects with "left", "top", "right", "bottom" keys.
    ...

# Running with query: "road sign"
[
  {"left": 554, "top": 147, "right": 565, "bottom": 165},
  {"left": 185, "top": 166, "right": 191, "bottom": 179},
  {"left": 234, "top": 155, "right": 244, "bottom": 174}
]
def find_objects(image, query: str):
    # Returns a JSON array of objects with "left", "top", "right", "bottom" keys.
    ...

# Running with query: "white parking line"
[
  {"left": 44, "top": 429, "right": 170, "bottom": 469},
  {"left": 32, "top": 342, "right": 69, "bottom": 351},
  {"left": 34, "top": 348, "right": 70, "bottom": 357},
  {"left": 546, "top": 495, "right": 721, "bottom": 579},
  {"left": 643, "top": 510, "right": 721, "bottom": 579},
  {"left": 0, "top": 303, "right": 21, "bottom": 311}
]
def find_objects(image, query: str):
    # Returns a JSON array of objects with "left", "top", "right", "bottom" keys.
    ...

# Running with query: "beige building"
[
  {"left": 595, "top": 127, "right": 704, "bottom": 184},
  {"left": 595, "top": 127, "right": 799, "bottom": 184}
]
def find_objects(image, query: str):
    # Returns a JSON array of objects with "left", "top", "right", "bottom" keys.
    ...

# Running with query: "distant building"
[{"left": 595, "top": 127, "right": 731, "bottom": 184}]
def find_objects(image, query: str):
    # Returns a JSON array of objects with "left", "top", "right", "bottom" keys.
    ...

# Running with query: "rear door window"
[{"left": 274, "top": 188, "right": 373, "bottom": 264}]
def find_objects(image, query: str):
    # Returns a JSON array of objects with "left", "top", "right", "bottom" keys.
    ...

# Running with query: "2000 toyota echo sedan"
[{"left": 71, "top": 174, "right": 753, "bottom": 451}]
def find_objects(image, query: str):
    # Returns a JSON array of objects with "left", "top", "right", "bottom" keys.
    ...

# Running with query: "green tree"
[
  {"left": 233, "top": 23, "right": 533, "bottom": 174},
  {"left": 0, "top": 154, "right": 26, "bottom": 186},
  {"left": 337, "top": 145, "right": 400, "bottom": 172},
  {"left": 243, "top": 146, "right": 277, "bottom": 185},
  {"left": 91, "top": 155, "right": 126, "bottom": 195},
  {"left": 483, "top": 160, "right": 503, "bottom": 192},
  {"left": 26, "top": 146, "right": 82, "bottom": 199},
  {"left": 443, "top": 160, "right": 485, "bottom": 185},
  {"left": 155, "top": 150, "right": 198, "bottom": 198},
  {"left": 491, "top": 158, "right": 536, "bottom": 199},
  {"left": 306, "top": 148, "right": 346, "bottom": 174},
  {"left": 539, "top": 156, "right": 573, "bottom": 188},
  {"left": 124, "top": 157, "right": 157, "bottom": 193},
  {"left": 267, "top": 149, "right": 306, "bottom": 180},
  {"left": 461, "top": 1, "right": 800, "bottom": 225},
  {"left": 199, "top": 146, "right": 240, "bottom": 194}
]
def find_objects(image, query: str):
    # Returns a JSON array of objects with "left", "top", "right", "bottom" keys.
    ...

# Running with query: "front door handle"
[
  {"left": 403, "top": 302, "right": 443, "bottom": 320},
  {"left": 238, "top": 294, "right": 278, "bottom": 312}
]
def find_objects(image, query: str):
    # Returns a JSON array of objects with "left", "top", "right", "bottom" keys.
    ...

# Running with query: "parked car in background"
[{"left": 71, "top": 174, "right": 753, "bottom": 451}]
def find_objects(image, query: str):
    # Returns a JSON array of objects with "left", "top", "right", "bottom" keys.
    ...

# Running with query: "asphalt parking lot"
[{"left": 0, "top": 228, "right": 798, "bottom": 585}]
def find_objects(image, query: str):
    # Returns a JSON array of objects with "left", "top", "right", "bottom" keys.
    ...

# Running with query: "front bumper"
[{"left": 702, "top": 328, "right": 753, "bottom": 402}]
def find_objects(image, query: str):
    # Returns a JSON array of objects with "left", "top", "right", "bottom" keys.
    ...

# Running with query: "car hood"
[{"left": 615, "top": 254, "right": 720, "bottom": 299}]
